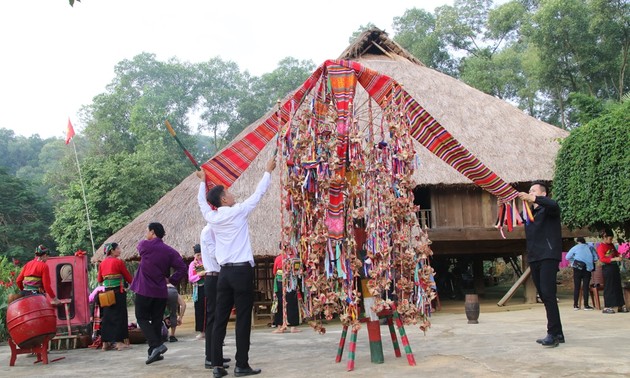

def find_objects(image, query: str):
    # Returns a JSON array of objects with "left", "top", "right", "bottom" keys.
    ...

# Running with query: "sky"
[{"left": 1, "top": 0, "right": 452, "bottom": 140}]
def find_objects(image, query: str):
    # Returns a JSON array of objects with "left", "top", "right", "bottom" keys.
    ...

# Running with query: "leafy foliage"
[
  {"left": 554, "top": 101, "right": 630, "bottom": 235},
  {"left": 0, "top": 256, "right": 21, "bottom": 342},
  {"left": 393, "top": 8, "right": 456, "bottom": 75},
  {"left": 234, "top": 57, "right": 315, "bottom": 141},
  {"left": 388, "top": 0, "right": 630, "bottom": 128},
  {"left": 47, "top": 53, "right": 315, "bottom": 254},
  {"left": 0, "top": 167, "right": 55, "bottom": 261}
]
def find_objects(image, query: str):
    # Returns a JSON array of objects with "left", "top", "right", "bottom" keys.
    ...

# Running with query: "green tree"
[
  {"left": 0, "top": 167, "right": 55, "bottom": 262},
  {"left": 524, "top": 0, "right": 630, "bottom": 128},
  {"left": 434, "top": 0, "right": 495, "bottom": 56},
  {"left": 82, "top": 53, "right": 200, "bottom": 156},
  {"left": 385, "top": 0, "right": 628, "bottom": 129},
  {"left": 436, "top": 0, "right": 531, "bottom": 99},
  {"left": 0, "top": 129, "right": 50, "bottom": 176},
  {"left": 393, "top": 8, "right": 456, "bottom": 74},
  {"left": 49, "top": 52, "right": 317, "bottom": 254},
  {"left": 50, "top": 138, "right": 188, "bottom": 254},
  {"left": 553, "top": 100, "right": 630, "bottom": 236},
  {"left": 233, "top": 57, "right": 315, "bottom": 141},
  {"left": 196, "top": 58, "right": 247, "bottom": 152},
  {"left": 589, "top": 0, "right": 630, "bottom": 101},
  {"left": 50, "top": 53, "right": 204, "bottom": 254}
]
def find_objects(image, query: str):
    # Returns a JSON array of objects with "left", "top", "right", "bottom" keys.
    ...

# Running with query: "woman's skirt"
[
  {"left": 603, "top": 264, "right": 625, "bottom": 308},
  {"left": 100, "top": 289, "right": 129, "bottom": 342},
  {"left": 274, "top": 284, "right": 300, "bottom": 326}
]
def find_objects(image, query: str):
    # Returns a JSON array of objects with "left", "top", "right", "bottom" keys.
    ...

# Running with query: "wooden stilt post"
[
  {"left": 347, "top": 327, "right": 358, "bottom": 371},
  {"left": 386, "top": 315, "right": 401, "bottom": 357},
  {"left": 335, "top": 325, "right": 348, "bottom": 363},
  {"left": 391, "top": 304, "right": 416, "bottom": 366},
  {"left": 366, "top": 320, "right": 384, "bottom": 364}
]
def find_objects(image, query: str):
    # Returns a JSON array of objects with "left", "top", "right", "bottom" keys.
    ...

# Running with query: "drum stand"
[{"left": 8, "top": 335, "right": 52, "bottom": 366}]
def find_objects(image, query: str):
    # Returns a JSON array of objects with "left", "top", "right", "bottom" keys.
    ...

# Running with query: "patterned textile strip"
[
  {"left": 200, "top": 65, "right": 326, "bottom": 188},
  {"left": 326, "top": 59, "right": 518, "bottom": 202},
  {"left": 199, "top": 58, "right": 518, "bottom": 203},
  {"left": 24, "top": 276, "right": 42, "bottom": 290},
  {"left": 325, "top": 182, "right": 346, "bottom": 240},
  {"left": 398, "top": 87, "right": 517, "bottom": 200},
  {"left": 327, "top": 65, "right": 357, "bottom": 125},
  {"left": 328, "top": 64, "right": 357, "bottom": 179}
]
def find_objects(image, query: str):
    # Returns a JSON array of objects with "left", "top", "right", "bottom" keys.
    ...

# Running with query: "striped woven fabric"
[
  {"left": 328, "top": 65, "right": 357, "bottom": 178},
  {"left": 325, "top": 181, "right": 346, "bottom": 240},
  {"left": 200, "top": 59, "right": 518, "bottom": 203},
  {"left": 395, "top": 89, "right": 518, "bottom": 201},
  {"left": 200, "top": 65, "right": 326, "bottom": 188}
]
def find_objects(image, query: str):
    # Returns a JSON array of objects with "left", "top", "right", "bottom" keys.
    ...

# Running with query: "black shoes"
[
  {"left": 234, "top": 366, "right": 262, "bottom": 377},
  {"left": 536, "top": 333, "right": 564, "bottom": 344},
  {"left": 146, "top": 344, "right": 168, "bottom": 364},
  {"left": 536, "top": 334, "right": 560, "bottom": 347},
  {"left": 205, "top": 359, "right": 231, "bottom": 369},
  {"left": 213, "top": 367, "right": 228, "bottom": 378},
  {"left": 169, "top": 336, "right": 178, "bottom": 342}
]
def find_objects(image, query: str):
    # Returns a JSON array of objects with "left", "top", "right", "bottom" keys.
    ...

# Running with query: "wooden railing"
[{"left": 417, "top": 209, "right": 432, "bottom": 229}]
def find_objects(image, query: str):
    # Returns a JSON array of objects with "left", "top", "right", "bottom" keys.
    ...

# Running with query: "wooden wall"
[{"left": 431, "top": 187, "right": 498, "bottom": 228}]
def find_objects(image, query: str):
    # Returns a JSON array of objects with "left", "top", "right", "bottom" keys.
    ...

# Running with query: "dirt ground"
[{"left": 2, "top": 288, "right": 630, "bottom": 377}]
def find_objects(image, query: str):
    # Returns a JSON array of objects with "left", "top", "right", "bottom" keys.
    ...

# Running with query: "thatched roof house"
[{"left": 94, "top": 28, "right": 568, "bottom": 263}]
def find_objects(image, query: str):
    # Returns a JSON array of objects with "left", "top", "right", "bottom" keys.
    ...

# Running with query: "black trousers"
[
  {"left": 602, "top": 264, "right": 625, "bottom": 308},
  {"left": 572, "top": 268, "right": 592, "bottom": 308},
  {"left": 205, "top": 274, "right": 218, "bottom": 361},
  {"left": 134, "top": 293, "right": 167, "bottom": 353},
  {"left": 101, "top": 289, "right": 129, "bottom": 342},
  {"left": 194, "top": 283, "right": 206, "bottom": 333},
  {"left": 274, "top": 283, "right": 300, "bottom": 327},
  {"left": 212, "top": 265, "right": 254, "bottom": 369},
  {"left": 530, "top": 259, "right": 563, "bottom": 336}
]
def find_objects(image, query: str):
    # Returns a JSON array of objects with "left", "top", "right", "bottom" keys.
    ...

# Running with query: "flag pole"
[{"left": 71, "top": 136, "right": 96, "bottom": 257}]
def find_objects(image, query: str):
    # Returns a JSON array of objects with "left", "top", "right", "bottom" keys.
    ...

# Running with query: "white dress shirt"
[
  {"left": 199, "top": 223, "right": 220, "bottom": 273},
  {"left": 197, "top": 184, "right": 221, "bottom": 272},
  {"left": 198, "top": 172, "right": 271, "bottom": 266}
]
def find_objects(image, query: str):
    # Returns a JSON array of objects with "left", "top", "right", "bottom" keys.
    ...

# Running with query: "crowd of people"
[{"left": 13, "top": 165, "right": 629, "bottom": 371}]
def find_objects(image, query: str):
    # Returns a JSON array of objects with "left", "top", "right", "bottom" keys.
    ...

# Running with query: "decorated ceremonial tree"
[
  {"left": 276, "top": 68, "right": 434, "bottom": 334},
  {"left": 200, "top": 59, "right": 524, "bottom": 336}
]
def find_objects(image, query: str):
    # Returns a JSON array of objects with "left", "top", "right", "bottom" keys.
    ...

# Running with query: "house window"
[{"left": 413, "top": 186, "right": 432, "bottom": 229}]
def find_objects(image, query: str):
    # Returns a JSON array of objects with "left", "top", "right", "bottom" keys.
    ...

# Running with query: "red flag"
[{"left": 65, "top": 118, "right": 75, "bottom": 145}]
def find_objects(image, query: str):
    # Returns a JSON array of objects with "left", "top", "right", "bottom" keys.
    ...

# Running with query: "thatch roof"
[{"left": 95, "top": 28, "right": 567, "bottom": 263}]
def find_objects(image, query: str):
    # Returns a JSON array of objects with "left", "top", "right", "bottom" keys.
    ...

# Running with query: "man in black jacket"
[{"left": 518, "top": 181, "right": 564, "bottom": 347}]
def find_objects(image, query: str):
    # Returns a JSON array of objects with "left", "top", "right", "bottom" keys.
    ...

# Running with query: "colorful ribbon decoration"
[
  {"left": 200, "top": 60, "right": 519, "bottom": 203},
  {"left": 196, "top": 60, "right": 522, "bottom": 334}
]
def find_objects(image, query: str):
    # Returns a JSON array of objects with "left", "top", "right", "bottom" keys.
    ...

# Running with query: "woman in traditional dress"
[
  {"left": 272, "top": 252, "right": 301, "bottom": 333},
  {"left": 16, "top": 245, "right": 59, "bottom": 304},
  {"left": 98, "top": 242, "right": 133, "bottom": 350},
  {"left": 597, "top": 229, "right": 629, "bottom": 314},
  {"left": 188, "top": 244, "right": 206, "bottom": 339}
]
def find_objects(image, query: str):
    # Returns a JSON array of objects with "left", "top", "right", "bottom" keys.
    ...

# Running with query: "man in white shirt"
[
  {"left": 200, "top": 157, "right": 276, "bottom": 378},
  {"left": 196, "top": 178, "right": 232, "bottom": 370}
]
